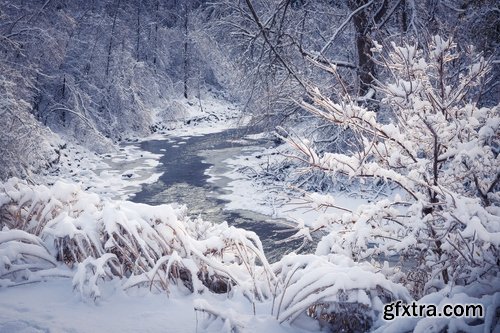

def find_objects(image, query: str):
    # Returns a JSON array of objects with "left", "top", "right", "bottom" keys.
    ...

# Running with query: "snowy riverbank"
[{"left": 41, "top": 95, "right": 245, "bottom": 201}]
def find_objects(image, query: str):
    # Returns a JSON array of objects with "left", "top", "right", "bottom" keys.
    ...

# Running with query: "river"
[{"left": 129, "top": 127, "right": 304, "bottom": 262}]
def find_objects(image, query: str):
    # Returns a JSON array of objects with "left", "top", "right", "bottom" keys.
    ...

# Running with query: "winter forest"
[{"left": 0, "top": 0, "right": 499, "bottom": 332}]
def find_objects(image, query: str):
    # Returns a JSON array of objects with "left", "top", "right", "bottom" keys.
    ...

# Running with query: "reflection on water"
[{"left": 130, "top": 128, "right": 306, "bottom": 262}]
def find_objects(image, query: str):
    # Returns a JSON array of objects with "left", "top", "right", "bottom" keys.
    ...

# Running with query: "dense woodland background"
[{"left": 1, "top": 0, "right": 498, "bottom": 180}]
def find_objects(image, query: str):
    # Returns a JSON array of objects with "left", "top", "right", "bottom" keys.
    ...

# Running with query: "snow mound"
[
  {"left": 273, "top": 253, "right": 411, "bottom": 331},
  {"left": 0, "top": 178, "right": 274, "bottom": 300}
]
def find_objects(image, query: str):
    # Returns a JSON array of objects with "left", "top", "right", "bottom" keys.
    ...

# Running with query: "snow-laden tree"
[{"left": 284, "top": 36, "right": 499, "bottom": 299}]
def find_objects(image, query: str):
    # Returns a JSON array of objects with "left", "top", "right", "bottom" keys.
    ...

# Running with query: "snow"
[
  {"left": 149, "top": 94, "right": 248, "bottom": 139},
  {"left": 204, "top": 141, "right": 370, "bottom": 229},
  {"left": 0, "top": 252, "right": 312, "bottom": 333},
  {"left": 0, "top": 279, "right": 198, "bottom": 333},
  {"left": 42, "top": 140, "right": 163, "bottom": 201}
]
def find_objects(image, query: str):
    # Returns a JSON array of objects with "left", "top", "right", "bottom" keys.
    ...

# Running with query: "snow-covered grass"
[
  {"left": 0, "top": 179, "right": 420, "bottom": 332},
  {"left": 0, "top": 179, "right": 283, "bottom": 331},
  {"left": 0, "top": 178, "right": 274, "bottom": 294}
]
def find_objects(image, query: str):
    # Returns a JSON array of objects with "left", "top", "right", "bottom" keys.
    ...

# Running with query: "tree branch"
[{"left": 316, "top": 0, "right": 374, "bottom": 58}]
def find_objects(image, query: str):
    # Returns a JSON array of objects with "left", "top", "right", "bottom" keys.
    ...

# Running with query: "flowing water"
[{"left": 130, "top": 127, "right": 302, "bottom": 262}]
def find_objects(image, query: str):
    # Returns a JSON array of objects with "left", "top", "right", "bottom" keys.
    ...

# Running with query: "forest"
[{"left": 0, "top": 0, "right": 499, "bottom": 332}]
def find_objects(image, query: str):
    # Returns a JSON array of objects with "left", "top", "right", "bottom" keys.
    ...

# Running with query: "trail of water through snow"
[{"left": 130, "top": 127, "right": 306, "bottom": 262}]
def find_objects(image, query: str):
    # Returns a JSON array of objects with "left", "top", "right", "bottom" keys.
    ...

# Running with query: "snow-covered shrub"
[
  {"left": 0, "top": 178, "right": 275, "bottom": 300},
  {"left": 72, "top": 254, "right": 120, "bottom": 301},
  {"left": 273, "top": 253, "right": 411, "bottom": 332},
  {"left": 284, "top": 36, "right": 499, "bottom": 301},
  {"left": 0, "top": 229, "right": 58, "bottom": 287}
]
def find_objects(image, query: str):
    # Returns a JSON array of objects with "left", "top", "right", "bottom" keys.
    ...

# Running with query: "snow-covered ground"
[
  {"left": 0, "top": 279, "right": 309, "bottom": 333},
  {"left": 0, "top": 279, "right": 197, "bottom": 333},
  {"left": 149, "top": 94, "right": 249, "bottom": 139}
]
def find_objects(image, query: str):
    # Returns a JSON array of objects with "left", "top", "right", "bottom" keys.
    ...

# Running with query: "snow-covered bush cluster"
[
  {"left": 272, "top": 253, "right": 410, "bottom": 331},
  {"left": 279, "top": 36, "right": 499, "bottom": 330},
  {"left": 0, "top": 178, "right": 276, "bottom": 300}
]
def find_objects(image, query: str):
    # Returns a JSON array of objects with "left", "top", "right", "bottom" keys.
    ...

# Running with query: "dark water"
[{"left": 130, "top": 127, "right": 302, "bottom": 262}]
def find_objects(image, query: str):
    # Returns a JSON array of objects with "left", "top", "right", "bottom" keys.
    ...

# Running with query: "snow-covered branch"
[{"left": 285, "top": 36, "right": 500, "bottom": 301}]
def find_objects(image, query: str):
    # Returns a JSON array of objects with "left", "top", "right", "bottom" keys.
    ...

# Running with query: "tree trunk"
[
  {"left": 401, "top": 0, "right": 408, "bottom": 33},
  {"left": 349, "top": 0, "right": 375, "bottom": 96},
  {"left": 183, "top": 3, "right": 189, "bottom": 99},
  {"left": 152, "top": 0, "right": 159, "bottom": 69},
  {"left": 136, "top": 0, "right": 140, "bottom": 61},
  {"left": 105, "top": 0, "right": 121, "bottom": 78}
]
